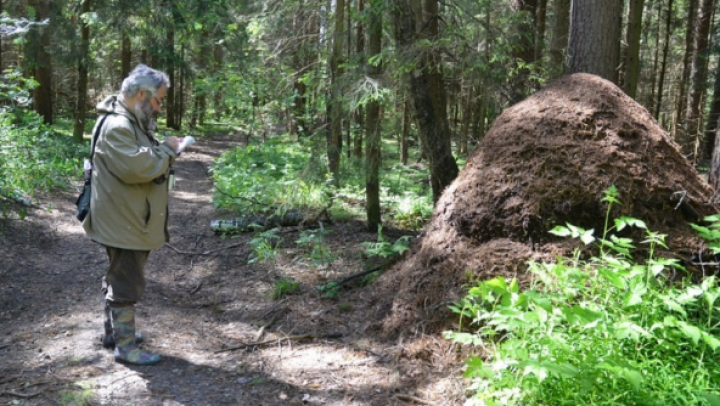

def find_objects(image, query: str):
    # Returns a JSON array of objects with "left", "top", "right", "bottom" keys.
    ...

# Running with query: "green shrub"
[{"left": 445, "top": 187, "right": 720, "bottom": 406}]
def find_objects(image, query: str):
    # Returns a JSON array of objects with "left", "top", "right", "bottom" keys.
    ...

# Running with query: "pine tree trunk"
[
  {"left": 73, "top": 0, "right": 91, "bottom": 143},
  {"left": 567, "top": 0, "right": 622, "bottom": 84},
  {"left": 674, "top": 0, "right": 698, "bottom": 139},
  {"left": 354, "top": 0, "right": 365, "bottom": 157},
  {"left": 121, "top": 33, "right": 131, "bottom": 79},
  {"left": 28, "top": 0, "right": 53, "bottom": 124},
  {"left": 656, "top": 0, "right": 674, "bottom": 120},
  {"left": 683, "top": 0, "right": 715, "bottom": 161},
  {"left": 549, "top": 0, "right": 570, "bottom": 75},
  {"left": 365, "top": 2, "right": 382, "bottom": 232},
  {"left": 704, "top": 57, "right": 720, "bottom": 160},
  {"left": 509, "top": 0, "right": 537, "bottom": 102},
  {"left": 391, "top": 0, "right": 458, "bottom": 202},
  {"left": 0, "top": 0, "right": 4, "bottom": 72},
  {"left": 400, "top": 95, "right": 409, "bottom": 165},
  {"left": 327, "top": 0, "right": 345, "bottom": 182},
  {"left": 646, "top": 0, "right": 661, "bottom": 113},
  {"left": 166, "top": 27, "right": 176, "bottom": 128},
  {"left": 535, "top": 0, "right": 547, "bottom": 64},
  {"left": 623, "top": 0, "right": 645, "bottom": 98}
]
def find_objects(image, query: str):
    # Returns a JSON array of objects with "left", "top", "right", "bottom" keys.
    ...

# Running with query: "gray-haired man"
[{"left": 83, "top": 64, "right": 182, "bottom": 365}]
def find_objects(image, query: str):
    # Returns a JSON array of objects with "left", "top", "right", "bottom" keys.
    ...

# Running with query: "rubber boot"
[
  {"left": 101, "top": 300, "right": 142, "bottom": 348},
  {"left": 110, "top": 305, "right": 160, "bottom": 365}
]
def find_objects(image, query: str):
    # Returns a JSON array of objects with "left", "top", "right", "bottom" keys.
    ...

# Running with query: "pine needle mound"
[{"left": 372, "top": 73, "right": 719, "bottom": 337}]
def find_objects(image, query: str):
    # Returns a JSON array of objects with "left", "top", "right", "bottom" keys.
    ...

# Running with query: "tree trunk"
[
  {"left": 535, "top": 0, "right": 547, "bottom": 64},
  {"left": 327, "top": 0, "right": 345, "bottom": 182},
  {"left": 0, "top": 0, "right": 3, "bottom": 72},
  {"left": 549, "top": 0, "right": 570, "bottom": 76},
  {"left": 73, "top": 0, "right": 91, "bottom": 143},
  {"left": 683, "top": 0, "right": 715, "bottom": 161},
  {"left": 509, "top": 0, "right": 537, "bottom": 102},
  {"left": 459, "top": 76, "right": 473, "bottom": 155},
  {"left": 165, "top": 25, "right": 176, "bottom": 128},
  {"left": 623, "top": 0, "right": 645, "bottom": 98},
  {"left": 27, "top": 0, "right": 53, "bottom": 124},
  {"left": 674, "top": 0, "right": 698, "bottom": 139},
  {"left": 354, "top": 0, "right": 366, "bottom": 158},
  {"left": 567, "top": 0, "right": 623, "bottom": 84},
  {"left": 365, "top": 2, "right": 382, "bottom": 232},
  {"left": 400, "top": 95, "right": 409, "bottom": 165},
  {"left": 213, "top": 42, "right": 224, "bottom": 119},
  {"left": 121, "top": 33, "right": 131, "bottom": 79},
  {"left": 655, "top": 0, "right": 673, "bottom": 120},
  {"left": 709, "top": 124, "right": 720, "bottom": 190},
  {"left": 704, "top": 57, "right": 720, "bottom": 160},
  {"left": 646, "top": 0, "right": 661, "bottom": 113},
  {"left": 391, "top": 0, "right": 458, "bottom": 202}
]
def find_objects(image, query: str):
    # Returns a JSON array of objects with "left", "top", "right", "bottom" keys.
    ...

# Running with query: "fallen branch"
[
  {"left": 164, "top": 241, "right": 246, "bottom": 256},
  {"left": 394, "top": 393, "right": 434, "bottom": 405},
  {"left": 214, "top": 332, "right": 342, "bottom": 353},
  {"left": 0, "top": 390, "right": 42, "bottom": 399},
  {"left": 333, "top": 256, "right": 400, "bottom": 287}
]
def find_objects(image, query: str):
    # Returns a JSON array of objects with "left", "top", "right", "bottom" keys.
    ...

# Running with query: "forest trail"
[{"left": 0, "top": 136, "right": 464, "bottom": 406}]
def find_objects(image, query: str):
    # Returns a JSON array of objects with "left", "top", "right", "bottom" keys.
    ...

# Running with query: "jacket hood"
[{"left": 96, "top": 95, "right": 147, "bottom": 133}]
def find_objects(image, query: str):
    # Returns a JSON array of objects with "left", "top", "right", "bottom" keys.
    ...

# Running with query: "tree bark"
[
  {"left": 354, "top": 0, "right": 365, "bottom": 157},
  {"left": 391, "top": 0, "right": 458, "bottom": 202},
  {"left": 327, "top": 0, "right": 345, "bottom": 182},
  {"left": 365, "top": 1, "right": 382, "bottom": 232},
  {"left": 73, "top": 0, "right": 91, "bottom": 143},
  {"left": 121, "top": 33, "right": 131, "bottom": 80},
  {"left": 683, "top": 0, "right": 715, "bottom": 162},
  {"left": 27, "top": 0, "right": 53, "bottom": 124},
  {"left": 166, "top": 26, "right": 176, "bottom": 128},
  {"left": 509, "top": 0, "right": 537, "bottom": 102},
  {"left": 535, "top": 0, "right": 547, "bottom": 64},
  {"left": 549, "top": 0, "right": 570, "bottom": 76},
  {"left": 674, "top": 0, "right": 698, "bottom": 140},
  {"left": 655, "top": 0, "right": 673, "bottom": 120},
  {"left": 400, "top": 95, "right": 409, "bottom": 165},
  {"left": 567, "top": 0, "right": 623, "bottom": 84},
  {"left": 623, "top": 0, "right": 645, "bottom": 98}
]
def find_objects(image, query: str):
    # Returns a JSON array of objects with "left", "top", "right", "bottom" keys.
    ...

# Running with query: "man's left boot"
[
  {"left": 110, "top": 305, "right": 160, "bottom": 365},
  {"left": 101, "top": 299, "right": 142, "bottom": 348}
]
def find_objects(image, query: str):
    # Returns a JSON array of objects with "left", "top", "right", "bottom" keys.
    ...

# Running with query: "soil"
[{"left": 0, "top": 138, "right": 465, "bottom": 405}]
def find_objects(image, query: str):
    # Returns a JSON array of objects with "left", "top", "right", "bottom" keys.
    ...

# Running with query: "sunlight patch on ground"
[{"left": 170, "top": 189, "right": 212, "bottom": 203}]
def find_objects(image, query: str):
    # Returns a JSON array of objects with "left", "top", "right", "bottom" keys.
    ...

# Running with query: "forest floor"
[{"left": 0, "top": 136, "right": 467, "bottom": 406}]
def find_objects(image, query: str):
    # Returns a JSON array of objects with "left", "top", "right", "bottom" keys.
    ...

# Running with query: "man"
[{"left": 83, "top": 64, "right": 181, "bottom": 365}]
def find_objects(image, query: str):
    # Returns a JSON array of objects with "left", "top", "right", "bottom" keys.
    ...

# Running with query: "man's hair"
[{"left": 120, "top": 64, "right": 171, "bottom": 98}]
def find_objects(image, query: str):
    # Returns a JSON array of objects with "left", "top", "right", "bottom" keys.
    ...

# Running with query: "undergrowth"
[
  {"left": 0, "top": 71, "right": 85, "bottom": 218},
  {"left": 211, "top": 136, "right": 434, "bottom": 228},
  {"left": 445, "top": 186, "right": 720, "bottom": 406}
]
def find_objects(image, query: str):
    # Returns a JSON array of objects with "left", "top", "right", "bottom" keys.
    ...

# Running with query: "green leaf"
[
  {"left": 614, "top": 216, "right": 647, "bottom": 231},
  {"left": 614, "top": 321, "right": 651, "bottom": 341},
  {"left": 549, "top": 225, "right": 572, "bottom": 237},
  {"left": 463, "top": 355, "right": 494, "bottom": 378},
  {"left": 676, "top": 320, "right": 701, "bottom": 345},
  {"left": 485, "top": 277, "right": 509, "bottom": 295},
  {"left": 702, "top": 332, "right": 720, "bottom": 351}
]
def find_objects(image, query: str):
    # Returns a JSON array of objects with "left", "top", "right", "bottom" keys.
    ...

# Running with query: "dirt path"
[{"left": 0, "top": 138, "right": 465, "bottom": 406}]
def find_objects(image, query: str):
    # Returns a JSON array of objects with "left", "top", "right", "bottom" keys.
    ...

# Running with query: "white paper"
[{"left": 176, "top": 136, "right": 196, "bottom": 153}]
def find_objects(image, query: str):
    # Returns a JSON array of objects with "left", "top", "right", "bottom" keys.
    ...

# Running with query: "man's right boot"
[
  {"left": 109, "top": 305, "right": 160, "bottom": 366},
  {"left": 102, "top": 299, "right": 142, "bottom": 348}
]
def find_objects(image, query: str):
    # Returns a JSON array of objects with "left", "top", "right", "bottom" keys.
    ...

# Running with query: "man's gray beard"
[{"left": 133, "top": 98, "right": 155, "bottom": 131}]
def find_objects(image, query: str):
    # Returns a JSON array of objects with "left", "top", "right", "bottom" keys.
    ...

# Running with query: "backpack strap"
[{"left": 90, "top": 114, "right": 111, "bottom": 161}]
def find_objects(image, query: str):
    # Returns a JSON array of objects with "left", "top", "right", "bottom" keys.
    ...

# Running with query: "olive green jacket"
[{"left": 83, "top": 96, "right": 177, "bottom": 250}]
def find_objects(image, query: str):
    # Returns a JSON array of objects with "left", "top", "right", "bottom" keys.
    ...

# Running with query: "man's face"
[{"left": 149, "top": 86, "right": 167, "bottom": 114}]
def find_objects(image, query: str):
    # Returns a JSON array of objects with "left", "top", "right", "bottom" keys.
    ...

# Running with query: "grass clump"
[{"left": 445, "top": 186, "right": 720, "bottom": 406}]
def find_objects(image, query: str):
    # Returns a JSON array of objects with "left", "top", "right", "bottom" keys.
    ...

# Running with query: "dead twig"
[
  {"left": 165, "top": 241, "right": 246, "bottom": 256},
  {"left": 395, "top": 393, "right": 434, "bottom": 405},
  {"left": 214, "top": 333, "right": 342, "bottom": 354},
  {"left": 0, "top": 390, "right": 43, "bottom": 399},
  {"left": 333, "top": 256, "right": 400, "bottom": 287}
]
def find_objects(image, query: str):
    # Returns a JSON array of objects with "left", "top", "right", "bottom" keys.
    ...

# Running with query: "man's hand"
[{"left": 163, "top": 136, "right": 181, "bottom": 153}]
